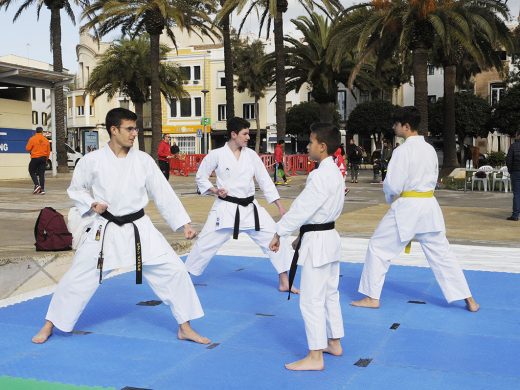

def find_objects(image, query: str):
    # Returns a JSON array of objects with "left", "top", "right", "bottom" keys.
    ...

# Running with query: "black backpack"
[{"left": 34, "top": 207, "right": 73, "bottom": 251}]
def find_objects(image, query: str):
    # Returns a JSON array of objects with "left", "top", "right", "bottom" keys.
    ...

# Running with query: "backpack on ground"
[{"left": 34, "top": 207, "right": 73, "bottom": 251}]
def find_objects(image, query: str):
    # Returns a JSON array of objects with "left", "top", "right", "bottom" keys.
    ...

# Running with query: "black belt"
[
  {"left": 97, "top": 209, "right": 145, "bottom": 284},
  {"left": 288, "top": 221, "right": 335, "bottom": 300},
  {"left": 218, "top": 195, "right": 260, "bottom": 239}
]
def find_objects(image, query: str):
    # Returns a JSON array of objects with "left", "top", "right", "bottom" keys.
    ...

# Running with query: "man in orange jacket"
[{"left": 26, "top": 127, "right": 50, "bottom": 195}]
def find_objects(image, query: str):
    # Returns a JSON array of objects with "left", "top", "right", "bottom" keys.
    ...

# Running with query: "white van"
[{"left": 46, "top": 143, "right": 83, "bottom": 170}]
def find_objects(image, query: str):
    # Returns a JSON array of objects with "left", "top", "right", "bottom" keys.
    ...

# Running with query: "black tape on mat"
[
  {"left": 136, "top": 300, "right": 162, "bottom": 306},
  {"left": 390, "top": 323, "right": 400, "bottom": 330},
  {"left": 408, "top": 300, "right": 426, "bottom": 304},
  {"left": 354, "top": 358, "right": 373, "bottom": 367},
  {"left": 235, "top": 268, "right": 245, "bottom": 272},
  {"left": 256, "top": 313, "right": 275, "bottom": 317},
  {"left": 71, "top": 330, "right": 92, "bottom": 335},
  {"left": 207, "top": 343, "right": 220, "bottom": 350},
  {"left": 121, "top": 387, "right": 152, "bottom": 390}
]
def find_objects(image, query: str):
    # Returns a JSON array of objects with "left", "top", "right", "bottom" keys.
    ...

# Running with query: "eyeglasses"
[{"left": 118, "top": 126, "right": 140, "bottom": 133}]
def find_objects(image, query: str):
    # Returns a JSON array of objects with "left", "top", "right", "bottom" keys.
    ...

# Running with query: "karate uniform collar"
[
  {"left": 104, "top": 143, "right": 136, "bottom": 160},
  {"left": 318, "top": 156, "right": 334, "bottom": 168},
  {"left": 403, "top": 135, "right": 424, "bottom": 144}
]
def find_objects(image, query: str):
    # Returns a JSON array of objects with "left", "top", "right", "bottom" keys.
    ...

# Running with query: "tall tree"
[
  {"left": 220, "top": 0, "right": 235, "bottom": 119},
  {"left": 234, "top": 38, "right": 271, "bottom": 152},
  {"left": 82, "top": 0, "right": 217, "bottom": 161},
  {"left": 346, "top": 99, "right": 397, "bottom": 145},
  {"left": 284, "top": 11, "right": 383, "bottom": 123},
  {"left": 218, "top": 0, "right": 341, "bottom": 141},
  {"left": 0, "top": 0, "right": 87, "bottom": 173},
  {"left": 85, "top": 36, "right": 187, "bottom": 151},
  {"left": 330, "top": 0, "right": 480, "bottom": 136},
  {"left": 430, "top": 0, "right": 513, "bottom": 171}
]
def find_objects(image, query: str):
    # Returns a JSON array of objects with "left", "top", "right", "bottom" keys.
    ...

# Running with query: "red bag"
[{"left": 34, "top": 207, "right": 73, "bottom": 251}]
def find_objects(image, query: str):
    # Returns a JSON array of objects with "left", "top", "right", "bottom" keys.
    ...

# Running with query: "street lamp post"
[{"left": 201, "top": 89, "right": 209, "bottom": 154}]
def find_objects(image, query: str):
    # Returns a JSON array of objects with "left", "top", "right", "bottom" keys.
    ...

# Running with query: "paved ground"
[{"left": 0, "top": 168, "right": 517, "bottom": 300}]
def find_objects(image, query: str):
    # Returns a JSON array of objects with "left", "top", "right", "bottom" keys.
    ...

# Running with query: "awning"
[{"left": 0, "top": 61, "right": 73, "bottom": 89}]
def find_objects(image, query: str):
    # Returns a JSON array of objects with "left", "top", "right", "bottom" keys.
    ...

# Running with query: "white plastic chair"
[
  {"left": 471, "top": 165, "right": 493, "bottom": 191},
  {"left": 492, "top": 166, "right": 511, "bottom": 192}
]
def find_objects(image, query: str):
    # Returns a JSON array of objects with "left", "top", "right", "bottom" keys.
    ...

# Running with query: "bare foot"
[
  {"left": 465, "top": 297, "right": 480, "bottom": 312},
  {"left": 285, "top": 351, "right": 324, "bottom": 371},
  {"left": 323, "top": 338, "right": 343, "bottom": 356},
  {"left": 278, "top": 272, "right": 300, "bottom": 294},
  {"left": 177, "top": 322, "right": 211, "bottom": 344},
  {"left": 32, "top": 320, "right": 53, "bottom": 344},
  {"left": 351, "top": 296, "right": 380, "bottom": 309}
]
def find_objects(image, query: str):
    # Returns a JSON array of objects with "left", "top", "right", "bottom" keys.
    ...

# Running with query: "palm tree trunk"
[
  {"left": 221, "top": 8, "right": 235, "bottom": 119},
  {"left": 274, "top": 10, "right": 286, "bottom": 140},
  {"left": 442, "top": 65, "right": 458, "bottom": 172},
  {"left": 134, "top": 101, "right": 145, "bottom": 151},
  {"left": 254, "top": 98, "right": 261, "bottom": 153},
  {"left": 150, "top": 33, "right": 162, "bottom": 161},
  {"left": 319, "top": 102, "right": 334, "bottom": 123},
  {"left": 49, "top": 6, "right": 67, "bottom": 173},
  {"left": 412, "top": 47, "right": 429, "bottom": 136}
]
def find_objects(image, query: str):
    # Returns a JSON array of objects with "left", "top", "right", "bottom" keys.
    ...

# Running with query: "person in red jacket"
[
  {"left": 158, "top": 134, "right": 173, "bottom": 180},
  {"left": 274, "top": 139, "right": 288, "bottom": 185}
]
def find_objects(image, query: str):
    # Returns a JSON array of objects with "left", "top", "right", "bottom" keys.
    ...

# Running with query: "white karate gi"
[
  {"left": 46, "top": 145, "right": 204, "bottom": 332},
  {"left": 185, "top": 144, "right": 291, "bottom": 275},
  {"left": 358, "top": 136, "right": 472, "bottom": 302},
  {"left": 276, "top": 157, "right": 345, "bottom": 350}
]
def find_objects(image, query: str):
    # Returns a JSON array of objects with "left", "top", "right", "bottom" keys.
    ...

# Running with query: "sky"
[{"left": 0, "top": 0, "right": 518, "bottom": 73}]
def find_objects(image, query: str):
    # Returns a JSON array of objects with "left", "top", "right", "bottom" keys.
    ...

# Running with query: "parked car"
[{"left": 46, "top": 143, "right": 83, "bottom": 170}]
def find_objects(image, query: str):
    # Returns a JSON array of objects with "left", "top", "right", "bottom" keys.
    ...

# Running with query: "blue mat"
[{"left": 0, "top": 255, "right": 518, "bottom": 390}]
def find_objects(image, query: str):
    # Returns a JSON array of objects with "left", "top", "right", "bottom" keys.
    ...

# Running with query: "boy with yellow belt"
[{"left": 351, "top": 106, "right": 479, "bottom": 312}]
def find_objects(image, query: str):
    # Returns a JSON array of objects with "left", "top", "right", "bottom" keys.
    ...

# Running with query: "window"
[
  {"left": 428, "top": 65, "right": 435, "bottom": 75},
  {"left": 243, "top": 103, "right": 256, "bottom": 120},
  {"left": 359, "top": 91, "right": 370, "bottom": 104},
  {"left": 77, "top": 106, "right": 85, "bottom": 116},
  {"left": 180, "top": 98, "right": 192, "bottom": 117},
  {"left": 428, "top": 95, "right": 437, "bottom": 103},
  {"left": 194, "top": 66, "right": 201, "bottom": 80},
  {"left": 32, "top": 111, "right": 38, "bottom": 125},
  {"left": 169, "top": 99, "right": 177, "bottom": 117},
  {"left": 177, "top": 136, "right": 196, "bottom": 154},
  {"left": 41, "top": 112, "right": 48, "bottom": 126},
  {"left": 194, "top": 97, "right": 202, "bottom": 117},
  {"left": 337, "top": 91, "right": 347, "bottom": 120},
  {"left": 41, "top": 89, "right": 46, "bottom": 102},
  {"left": 218, "top": 104, "right": 227, "bottom": 121},
  {"left": 490, "top": 83, "right": 505, "bottom": 106},
  {"left": 180, "top": 66, "right": 191, "bottom": 82},
  {"left": 217, "top": 71, "right": 226, "bottom": 88},
  {"left": 32, "top": 88, "right": 36, "bottom": 101}
]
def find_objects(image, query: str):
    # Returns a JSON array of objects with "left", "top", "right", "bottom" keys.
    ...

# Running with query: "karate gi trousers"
[
  {"left": 358, "top": 210, "right": 472, "bottom": 303},
  {"left": 300, "top": 259, "right": 344, "bottom": 350}
]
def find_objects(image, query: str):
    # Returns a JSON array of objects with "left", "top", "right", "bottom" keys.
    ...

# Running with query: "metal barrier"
[{"left": 171, "top": 153, "right": 313, "bottom": 176}]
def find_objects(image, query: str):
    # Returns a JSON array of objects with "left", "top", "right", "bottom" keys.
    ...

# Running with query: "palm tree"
[
  {"left": 82, "top": 0, "right": 217, "bottom": 161},
  {"left": 85, "top": 36, "right": 188, "bottom": 152},
  {"left": 0, "top": 0, "right": 87, "bottom": 173},
  {"left": 220, "top": 0, "right": 235, "bottom": 119},
  {"left": 284, "top": 12, "right": 383, "bottom": 123},
  {"left": 234, "top": 38, "right": 272, "bottom": 152},
  {"left": 218, "top": 0, "right": 341, "bottom": 141},
  {"left": 430, "top": 0, "right": 513, "bottom": 171},
  {"left": 330, "top": 0, "right": 476, "bottom": 136}
]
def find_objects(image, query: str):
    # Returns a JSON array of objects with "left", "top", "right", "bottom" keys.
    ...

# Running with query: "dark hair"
[
  {"left": 516, "top": 129, "right": 520, "bottom": 138},
  {"left": 226, "top": 117, "right": 250, "bottom": 139},
  {"left": 277, "top": 139, "right": 284, "bottom": 145},
  {"left": 392, "top": 106, "right": 421, "bottom": 131},
  {"left": 105, "top": 108, "right": 137, "bottom": 138},
  {"left": 35, "top": 126, "right": 44, "bottom": 133},
  {"left": 310, "top": 122, "right": 341, "bottom": 155}
]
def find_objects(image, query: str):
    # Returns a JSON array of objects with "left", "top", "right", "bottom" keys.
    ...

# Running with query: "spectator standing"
[
  {"left": 26, "top": 126, "right": 50, "bottom": 195},
  {"left": 506, "top": 130, "right": 520, "bottom": 221}
]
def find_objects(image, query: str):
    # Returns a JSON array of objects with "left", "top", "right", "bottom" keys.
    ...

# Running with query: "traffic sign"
[
  {"left": 196, "top": 129, "right": 203, "bottom": 138},
  {"left": 201, "top": 117, "right": 211, "bottom": 126}
]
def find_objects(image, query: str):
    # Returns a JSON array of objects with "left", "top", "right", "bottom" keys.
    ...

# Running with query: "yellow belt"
[{"left": 400, "top": 190, "right": 434, "bottom": 253}]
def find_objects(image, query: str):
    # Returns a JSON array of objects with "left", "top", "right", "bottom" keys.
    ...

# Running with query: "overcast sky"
[{"left": 0, "top": 0, "right": 518, "bottom": 73}]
